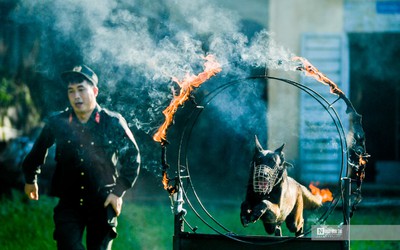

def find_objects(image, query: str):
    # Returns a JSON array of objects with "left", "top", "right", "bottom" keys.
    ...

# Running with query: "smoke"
[{"left": 11, "top": 0, "right": 297, "bottom": 135}]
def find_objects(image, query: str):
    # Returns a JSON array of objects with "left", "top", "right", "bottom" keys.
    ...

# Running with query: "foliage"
[
  {"left": 0, "top": 77, "right": 40, "bottom": 134},
  {"left": 0, "top": 78, "right": 14, "bottom": 108}
]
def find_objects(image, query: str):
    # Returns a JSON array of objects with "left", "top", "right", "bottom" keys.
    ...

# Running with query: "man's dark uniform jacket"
[{"left": 22, "top": 105, "right": 140, "bottom": 207}]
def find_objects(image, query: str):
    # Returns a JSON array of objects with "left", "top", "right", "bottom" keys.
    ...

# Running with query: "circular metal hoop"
[{"left": 174, "top": 75, "right": 349, "bottom": 244}]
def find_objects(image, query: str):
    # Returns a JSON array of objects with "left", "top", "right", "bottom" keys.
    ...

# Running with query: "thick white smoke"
[{"left": 12, "top": 0, "right": 298, "bottom": 134}]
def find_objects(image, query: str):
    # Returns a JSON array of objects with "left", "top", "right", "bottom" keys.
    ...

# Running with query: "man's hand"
[
  {"left": 24, "top": 183, "right": 39, "bottom": 200},
  {"left": 104, "top": 193, "right": 123, "bottom": 217}
]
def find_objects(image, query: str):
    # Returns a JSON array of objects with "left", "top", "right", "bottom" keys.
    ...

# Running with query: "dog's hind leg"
[
  {"left": 262, "top": 222, "right": 277, "bottom": 235},
  {"left": 263, "top": 222, "right": 282, "bottom": 236},
  {"left": 286, "top": 213, "right": 304, "bottom": 236},
  {"left": 285, "top": 194, "right": 304, "bottom": 236}
]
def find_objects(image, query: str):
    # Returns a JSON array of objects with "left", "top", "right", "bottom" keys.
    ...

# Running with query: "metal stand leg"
[
  {"left": 174, "top": 211, "right": 184, "bottom": 236},
  {"left": 171, "top": 184, "right": 186, "bottom": 236},
  {"left": 342, "top": 177, "right": 351, "bottom": 250}
]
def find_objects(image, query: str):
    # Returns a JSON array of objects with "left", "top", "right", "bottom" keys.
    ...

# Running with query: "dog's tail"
[{"left": 300, "top": 185, "right": 323, "bottom": 210}]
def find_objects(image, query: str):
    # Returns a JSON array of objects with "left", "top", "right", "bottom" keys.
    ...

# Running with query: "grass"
[
  {"left": 0, "top": 190, "right": 174, "bottom": 250},
  {"left": 0, "top": 191, "right": 57, "bottom": 250},
  {"left": 1, "top": 190, "right": 399, "bottom": 249},
  {"left": 324, "top": 205, "right": 400, "bottom": 250}
]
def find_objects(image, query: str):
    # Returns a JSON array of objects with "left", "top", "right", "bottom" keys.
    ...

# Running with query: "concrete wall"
[{"left": 344, "top": 0, "right": 400, "bottom": 32}]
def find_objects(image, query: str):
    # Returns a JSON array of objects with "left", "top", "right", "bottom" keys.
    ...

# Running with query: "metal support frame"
[
  {"left": 166, "top": 76, "right": 361, "bottom": 249},
  {"left": 342, "top": 177, "right": 351, "bottom": 250},
  {"left": 172, "top": 181, "right": 352, "bottom": 250}
]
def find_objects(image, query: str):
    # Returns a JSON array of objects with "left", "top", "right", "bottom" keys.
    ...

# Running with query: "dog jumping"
[{"left": 240, "top": 136, "right": 323, "bottom": 236}]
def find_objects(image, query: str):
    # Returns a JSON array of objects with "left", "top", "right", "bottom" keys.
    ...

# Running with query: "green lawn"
[
  {"left": 0, "top": 191, "right": 174, "bottom": 250},
  {"left": 1, "top": 190, "right": 399, "bottom": 250}
]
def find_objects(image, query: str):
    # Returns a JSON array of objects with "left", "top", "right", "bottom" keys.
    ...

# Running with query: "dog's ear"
[
  {"left": 283, "top": 161, "right": 293, "bottom": 168},
  {"left": 254, "top": 135, "right": 264, "bottom": 152},
  {"left": 274, "top": 143, "right": 285, "bottom": 154},
  {"left": 275, "top": 143, "right": 286, "bottom": 166}
]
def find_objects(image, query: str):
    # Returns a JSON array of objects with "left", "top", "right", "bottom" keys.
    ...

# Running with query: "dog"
[{"left": 240, "top": 136, "right": 322, "bottom": 236}]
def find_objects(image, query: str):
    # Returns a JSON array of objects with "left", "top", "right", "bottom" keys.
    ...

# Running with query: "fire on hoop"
[
  {"left": 153, "top": 55, "right": 222, "bottom": 145},
  {"left": 153, "top": 55, "right": 222, "bottom": 194},
  {"left": 293, "top": 56, "right": 369, "bottom": 187}
]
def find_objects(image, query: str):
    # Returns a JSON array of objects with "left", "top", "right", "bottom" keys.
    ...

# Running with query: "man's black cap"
[{"left": 61, "top": 64, "right": 99, "bottom": 86}]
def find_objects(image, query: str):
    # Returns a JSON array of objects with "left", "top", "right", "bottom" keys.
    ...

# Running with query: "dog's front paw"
[
  {"left": 260, "top": 200, "right": 279, "bottom": 222},
  {"left": 241, "top": 214, "right": 251, "bottom": 227},
  {"left": 250, "top": 201, "right": 268, "bottom": 222},
  {"left": 240, "top": 202, "right": 252, "bottom": 227}
]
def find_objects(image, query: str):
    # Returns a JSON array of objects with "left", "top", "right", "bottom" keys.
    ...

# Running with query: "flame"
[
  {"left": 153, "top": 55, "right": 222, "bottom": 144},
  {"left": 359, "top": 155, "right": 367, "bottom": 166},
  {"left": 293, "top": 56, "right": 344, "bottom": 96},
  {"left": 309, "top": 182, "right": 333, "bottom": 203},
  {"left": 162, "top": 171, "right": 170, "bottom": 191},
  {"left": 356, "top": 154, "right": 368, "bottom": 181}
]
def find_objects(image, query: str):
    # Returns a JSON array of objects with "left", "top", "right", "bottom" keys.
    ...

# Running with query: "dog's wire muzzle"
[{"left": 252, "top": 163, "right": 282, "bottom": 195}]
